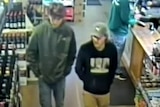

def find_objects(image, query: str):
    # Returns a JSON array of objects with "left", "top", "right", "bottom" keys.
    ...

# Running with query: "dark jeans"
[{"left": 38, "top": 77, "right": 66, "bottom": 107}]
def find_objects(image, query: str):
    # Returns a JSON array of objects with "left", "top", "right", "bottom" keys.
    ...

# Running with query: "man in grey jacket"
[{"left": 26, "top": 3, "right": 77, "bottom": 107}]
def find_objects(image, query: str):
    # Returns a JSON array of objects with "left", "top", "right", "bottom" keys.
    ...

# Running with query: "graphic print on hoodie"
[{"left": 90, "top": 58, "right": 110, "bottom": 74}]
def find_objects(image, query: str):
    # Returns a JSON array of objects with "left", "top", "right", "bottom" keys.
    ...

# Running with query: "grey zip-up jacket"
[{"left": 26, "top": 20, "right": 76, "bottom": 84}]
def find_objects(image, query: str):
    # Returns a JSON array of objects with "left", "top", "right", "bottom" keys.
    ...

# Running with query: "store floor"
[{"left": 64, "top": 1, "right": 135, "bottom": 107}]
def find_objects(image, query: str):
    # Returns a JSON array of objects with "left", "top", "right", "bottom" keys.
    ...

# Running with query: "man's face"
[
  {"left": 49, "top": 15, "right": 63, "bottom": 28},
  {"left": 92, "top": 35, "right": 106, "bottom": 50}
]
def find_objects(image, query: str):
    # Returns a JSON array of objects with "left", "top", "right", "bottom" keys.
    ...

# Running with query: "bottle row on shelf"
[
  {"left": 1, "top": 33, "right": 30, "bottom": 50},
  {"left": 0, "top": 42, "right": 20, "bottom": 107},
  {"left": 135, "top": 39, "right": 160, "bottom": 107},
  {"left": 135, "top": 82, "right": 160, "bottom": 107},
  {"left": 143, "top": 40, "right": 160, "bottom": 80},
  {"left": 5, "top": 10, "right": 26, "bottom": 29},
  {"left": 140, "top": 76, "right": 160, "bottom": 88},
  {"left": 140, "top": 74, "right": 160, "bottom": 100}
]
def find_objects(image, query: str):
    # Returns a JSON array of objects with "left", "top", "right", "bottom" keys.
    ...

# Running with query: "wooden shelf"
[
  {"left": 131, "top": 25, "right": 160, "bottom": 56},
  {"left": 2, "top": 28, "right": 32, "bottom": 33}
]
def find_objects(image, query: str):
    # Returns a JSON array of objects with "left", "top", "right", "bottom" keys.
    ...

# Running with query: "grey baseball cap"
[
  {"left": 48, "top": 2, "right": 66, "bottom": 19},
  {"left": 91, "top": 22, "right": 108, "bottom": 37}
]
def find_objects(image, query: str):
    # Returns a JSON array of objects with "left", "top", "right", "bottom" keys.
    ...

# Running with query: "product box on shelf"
[
  {"left": 74, "top": 3, "right": 85, "bottom": 13},
  {"left": 74, "top": 0, "right": 86, "bottom": 5},
  {"left": 74, "top": 11, "right": 84, "bottom": 22}
]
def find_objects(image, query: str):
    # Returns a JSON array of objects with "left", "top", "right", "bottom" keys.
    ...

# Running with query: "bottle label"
[
  {"left": 21, "top": 44, "right": 24, "bottom": 48},
  {"left": 17, "top": 44, "right": 20, "bottom": 49},
  {"left": 1, "top": 50, "right": 5, "bottom": 56},
  {"left": 18, "top": 22, "right": 21, "bottom": 27},
  {"left": 10, "top": 23, "right": 13, "bottom": 28},
  {"left": 5, "top": 23, "right": 9, "bottom": 28},
  {"left": 22, "top": 22, "right": 25, "bottom": 28},
  {"left": 14, "top": 23, "right": 17, "bottom": 28},
  {"left": 8, "top": 50, "right": 13, "bottom": 55},
  {"left": 8, "top": 44, "right": 12, "bottom": 49}
]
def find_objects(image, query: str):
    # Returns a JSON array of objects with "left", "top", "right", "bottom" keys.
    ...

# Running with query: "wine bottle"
[
  {"left": 2, "top": 34, "right": 6, "bottom": 50},
  {"left": 25, "top": 32, "right": 29, "bottom": 44},
  {"left": 9, "top": 11, "right": 14, "bottom": 29},
  {"left": 2, "top": 33, "right": 7, "bottom": 43},
  {"left": 21, "top": 12, "right": 25, "bottom": 28},
  {"left": 7, "top": 57, "right": 11, "bottom": 63},
  {"left": 1, "top": 50, "right": 5, "bottom": 56},
  {"left": 0, "top": 68, "right": 1, "bottom": 75},
  {"left": 11, "top": 33, "right": 15, "bottom": 44},
  {"left": 2, "top": 83, "right": 6, "bottom": 88},
  {"left": 3, "top": 78, "right": 8, "bottom": 83},
  {"left": 4, "top": 70, "right": 10, "bottom": 77},
  {"left": 17, "top": 11, "right": 22, "bottom": 28},
  {"left": 1, "top": 89, "right": 6, "bottom": 94},
  {"left": 5, "top": 12, "right": 10, "bottom": 29},
  {"left": 20, "top": 33, "right": 25, "bottom": 49},
  {"left": 15, "top": 33, "right": 21, "bottom": 49},
  {"left": 7, "top": 34, "right": 13, "bottom": 49},
  {"left": 13, "top": 11, "right": 18, "bottom": 29}
]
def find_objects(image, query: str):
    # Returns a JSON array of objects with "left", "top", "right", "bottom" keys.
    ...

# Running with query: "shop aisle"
[
  {"left": 64, "top": 5, "right": 107, "bottom": 107},
  {"left": 64, "top": 1, "right": 135, "bottom": 107}
]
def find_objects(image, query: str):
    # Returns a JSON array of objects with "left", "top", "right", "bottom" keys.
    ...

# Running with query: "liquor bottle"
[
  {"left": 20, "top": 33, "right": 25, "bottom": 49},
  {"left": 13, "top": 11, "right": 18, "bottom": 29},
  {"left": 17, "top": 11, "right": 22, "bottom": 28},
  {"left": 2, "top": 33, "right": 7, "bottom": 43},
  {"left": 7, "top": 56, "right": 11, "bottom": 63},
  {"left": 26, "top": 32, "right": 29, "bottom": 44},
  {"left": 2, "top": 83, "right": 6, "bottom": 88},
  {"left": 11, "top": 33, "right": 16, "bottom": 44},
  {"left": 5, "top": 12, "right": 10, "bottom": 29},
  {"left": 1, "top": 88, "right": 6, "bottom": 94},
  {"left": 9, "top": 11, "right": 14, "bottom": 29},
  {"left": 3, "top": 78, "right": 8, "bottom": 83},
  {"left": 4, "top": 70, "right": 10, "bottom": 77},
  {"left": 15, "top": 33, "right": 21, "bottom": 49},
  {"left": 21, "top": 12, "right": 25, "bottom": 28},
  {"left": 1, "top": 50, "right": 5, "bottom": 56},
  {"left": 7, "top": 33, "right": 13, "bottom": 49},
  {"left": 8, "top": 49, "right": 13, "bottom": 56}
]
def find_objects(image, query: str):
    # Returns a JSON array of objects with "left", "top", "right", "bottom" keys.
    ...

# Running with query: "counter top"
[{"left": 131, "top": 25, "right": 160, "bottom": 56}]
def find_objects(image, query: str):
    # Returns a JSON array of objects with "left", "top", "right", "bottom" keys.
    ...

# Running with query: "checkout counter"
[
  {"left": 122, "top": 23, "right": 160, "bottom": 106},
  {"left": 122, "top": 24, "right": 160, "bottom": 85},
  {"left": 123, "top": 0, "right": 160, "bottom": 86}
]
